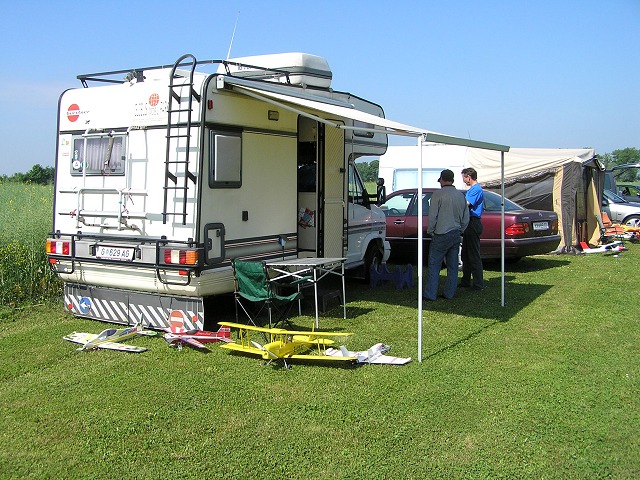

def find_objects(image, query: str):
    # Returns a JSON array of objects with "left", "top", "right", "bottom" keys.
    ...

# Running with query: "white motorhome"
[{"left": 47, "top": 53, "right": 390, "bottom": 330}]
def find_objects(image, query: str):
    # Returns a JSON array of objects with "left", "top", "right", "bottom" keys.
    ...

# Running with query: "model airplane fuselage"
[{"left": 163, "top": 326, "right": 232, "bottom": 350}]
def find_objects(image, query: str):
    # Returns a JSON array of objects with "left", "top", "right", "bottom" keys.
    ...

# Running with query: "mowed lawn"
[{"left": 1, "top": 246, "right": 639, "bottom": 479}]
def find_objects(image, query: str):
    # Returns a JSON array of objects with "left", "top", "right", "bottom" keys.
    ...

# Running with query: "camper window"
[
  {"left": 348, "top": 163, "right": 367, "bottom": 207},
  {"left": 208, "top": 130, "right": 242, "bottom": 188},
  {"left": 70, "top": 135, "right": 125, "bottom": 176},
  {"left": 353, "top": 121, "right": 374, "bottom": 138}
]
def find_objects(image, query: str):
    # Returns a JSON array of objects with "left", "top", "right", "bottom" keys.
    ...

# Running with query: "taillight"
[
  {"left": 46, "top": 239, "right": 70, "bottom": 255},
  {"left": 551, "top": 219, "right": 558, "bottom": 231},
  {"left": 163, "top": 249, "right": 199, "bottom": 265},
  {"left": 505, "top": 223, "right": 529, "bottom": 236}
]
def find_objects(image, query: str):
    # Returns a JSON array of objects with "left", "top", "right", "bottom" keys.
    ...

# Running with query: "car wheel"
[
  {"left": 623, "top": 215, "right": 640, "bottom": 228},
  {"left": 363, "top": 243, "right": 383, "bottom": 284}
]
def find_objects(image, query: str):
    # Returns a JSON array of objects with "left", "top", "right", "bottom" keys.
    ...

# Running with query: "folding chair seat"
[
  {"left": 596, "top": 213, "right": 627, "bottom": 244},
  {"left": 232, "top": 259, "right": 302, "bottom": 328},
  {"left": 601, "top": 212, "right": 627, "bottom": 236}
]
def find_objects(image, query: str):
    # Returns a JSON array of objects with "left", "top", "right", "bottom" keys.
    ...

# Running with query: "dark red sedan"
[{"left": 380, "top": 188, "right": 560, "bottom": 260}]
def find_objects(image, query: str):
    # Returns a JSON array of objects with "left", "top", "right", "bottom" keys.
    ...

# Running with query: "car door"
[
  {"left": 380, "top": 192, "right": 416, "bottom": 241},
  {"left": 404, "top": 192, "right": 432, "bottom": 240}
]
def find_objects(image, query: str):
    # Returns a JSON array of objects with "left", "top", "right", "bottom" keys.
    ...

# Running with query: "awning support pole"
[{"left": 418, "top": 134, "right": 425, "bottom": 362}]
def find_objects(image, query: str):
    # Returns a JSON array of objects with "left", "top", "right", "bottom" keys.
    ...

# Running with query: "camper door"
[{"left": 297, "top": 118, "right": 346, "bottom": 258}]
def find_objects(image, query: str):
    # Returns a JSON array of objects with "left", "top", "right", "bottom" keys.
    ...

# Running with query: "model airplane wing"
[
  {"left": 219, "top": 341, "right": 265, "bottom": 356},
  {"left": 93, "top": 342, "right": 147, "bottom": 353},
  {"left": 63, "top": 332, "right": 98, "bottom": 345},
  {"left": 181, "top": 336, "right": 207, "bottom": 350},
  {"left": 288, "top": 353, "right": 357, "bottom": 363},
  {"left": 63, "top": 332, "right": 147, "bottom": 352},
  {"left": 163, "top": 333, "right": 208, "bottom": 349},
  {"left": 218, "top": 321, "right": 353, "bottom": 338}
]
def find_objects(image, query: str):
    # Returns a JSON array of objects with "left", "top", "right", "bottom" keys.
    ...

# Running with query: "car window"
[
  {"left": 604, "top": 189, "right": 626, "bottom": 203},
  {"left": 408, "top": 193, "right": 432, "bottom": 216},
  {"left": 380, "top": 193, "right": 414, "bottom": 216},
  {"left": 619, "top": 185, "right": 640, "bottom": 196},
  {"left": 482, "top": 190, "right": 523, "bottom": 212}
]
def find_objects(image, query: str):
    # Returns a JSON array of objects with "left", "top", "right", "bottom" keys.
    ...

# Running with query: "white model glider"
[{"left": 326, "top": 343, "right": 412, "bottom": 365}]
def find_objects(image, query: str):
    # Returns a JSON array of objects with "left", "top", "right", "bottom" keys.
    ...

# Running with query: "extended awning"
[
  {"left": 219, "top": 76, "right": 508, "bottom": 151},
  {"left": 219, "top": 74, "right": 510, "bottom": 363}
]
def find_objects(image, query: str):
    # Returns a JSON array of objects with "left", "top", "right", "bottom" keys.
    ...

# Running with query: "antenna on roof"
[{"left": 226, "top": 11, "right": 240, "bottom": 60}]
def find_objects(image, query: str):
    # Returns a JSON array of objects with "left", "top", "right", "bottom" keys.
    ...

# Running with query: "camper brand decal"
[
  {"left": 133, "top": 94, "right": 168, "bottom": 124},
  {"left": 66, "top": 104, "right": 88, "bottom": 122}
]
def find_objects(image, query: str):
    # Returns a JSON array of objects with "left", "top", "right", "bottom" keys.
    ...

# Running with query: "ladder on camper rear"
[{"left": 163, "top": 54, "right": 200, "bottom": 225}]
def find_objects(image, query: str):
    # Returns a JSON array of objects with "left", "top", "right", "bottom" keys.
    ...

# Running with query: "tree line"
[
  {"left": 598, "top": 147, "right": 640, "bottom": 182},
  {"left": 1, "top": 164, "right": 55, "bottom": 185}
]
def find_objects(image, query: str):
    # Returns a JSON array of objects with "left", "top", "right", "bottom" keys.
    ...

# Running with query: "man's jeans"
[{"left": 424, "top": 230, "right": 461, "bottom": 300}]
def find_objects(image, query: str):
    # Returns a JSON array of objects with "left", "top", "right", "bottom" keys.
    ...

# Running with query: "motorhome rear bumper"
[{"left": 64, "top": 283, "right": 205, "bottom": 330}]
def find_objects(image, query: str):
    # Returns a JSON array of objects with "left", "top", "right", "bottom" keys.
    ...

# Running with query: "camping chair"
[
  {"left": 596, "top": 213, "right": 628, "bottom": 243},
  {"left": 231, "top": 259, "right": 302, "bottom": 329}
]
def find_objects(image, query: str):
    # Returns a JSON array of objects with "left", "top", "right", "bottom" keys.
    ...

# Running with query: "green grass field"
[
  {"left": 1, "top": 179, "right": 638, "bottom": 478},
  {"left": 1, "top": 245, "right": 639, "bottom": 478}
]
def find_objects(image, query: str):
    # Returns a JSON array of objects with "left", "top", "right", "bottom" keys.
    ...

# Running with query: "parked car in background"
[
  {"left": 602, "top": 190, "right": 640, "bottom": 228},
  {"left": 379, "top": 189, "right": 560, "bottom": 260}
]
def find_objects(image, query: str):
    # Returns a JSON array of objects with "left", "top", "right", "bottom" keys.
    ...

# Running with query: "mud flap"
[{"left": 63, "top": 283, "right": 204, "bottom": 330}]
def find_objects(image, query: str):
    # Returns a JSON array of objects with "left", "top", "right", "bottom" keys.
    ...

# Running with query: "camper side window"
[
  {"left": 348, "top": 163, "right": 367, "bottom": 207},
  {"left": 70, "top": 135, "right": 125, "bottom": 176},
  {"left": 209, "top": 130, "right": 242, "bottom": 188}
]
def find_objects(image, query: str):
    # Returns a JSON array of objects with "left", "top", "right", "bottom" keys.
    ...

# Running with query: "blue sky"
[{"left": 1, "top": 0, "right": 638, "bottom": 175}]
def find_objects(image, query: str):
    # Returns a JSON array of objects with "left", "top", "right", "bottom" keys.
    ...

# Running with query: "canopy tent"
[
  {"left": 219, "top": 75, "right": 509, "bottom": 362},
  {"left": 467, "top": 148, "right": 604, "bottom": 251},
  {"left": 464, "top": 148, "right": 602, "bottom": 250},
  {"left": 380, "top": 145, "right": 604, "bottom": 251}
]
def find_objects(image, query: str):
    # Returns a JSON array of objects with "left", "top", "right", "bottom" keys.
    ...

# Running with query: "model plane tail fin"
[{"left": 339, "top": 345, "right": 351, "bottom": 357}]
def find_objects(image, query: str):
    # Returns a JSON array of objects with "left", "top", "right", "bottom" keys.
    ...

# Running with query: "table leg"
[
  {"left": 341, "top": 262, "right": 346, "bottom": 319},
  {"left": 313, "top": 267, "right": 319, "bottom": 328}
]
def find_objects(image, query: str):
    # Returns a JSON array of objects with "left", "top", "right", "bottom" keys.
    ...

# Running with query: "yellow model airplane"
[{"left": 218, "top": 321, "right": 356, "bottom": 368}]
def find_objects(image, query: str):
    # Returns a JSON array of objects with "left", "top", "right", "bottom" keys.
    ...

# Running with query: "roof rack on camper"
[{"left": 76, "top": 53, "right": 333, "bottom": 89}]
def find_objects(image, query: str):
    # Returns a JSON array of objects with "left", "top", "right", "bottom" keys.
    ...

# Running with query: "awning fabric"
[{"left": 220, "top": 76, "right": 509, "bottom": 151}]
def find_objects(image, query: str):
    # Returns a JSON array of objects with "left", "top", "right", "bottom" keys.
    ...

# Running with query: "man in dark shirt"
[{"left": 423, "top": 169, "right": 469, "bottom": 301}]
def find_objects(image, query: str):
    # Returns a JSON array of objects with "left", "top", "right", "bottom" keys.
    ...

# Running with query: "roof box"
[{"left": 217, "top": 53, "right": 332, "bottom": 88}]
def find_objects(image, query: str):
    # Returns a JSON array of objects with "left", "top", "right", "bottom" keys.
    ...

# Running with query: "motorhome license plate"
[
  {"left": 533, "top": 221, "right": 549, "bottom": 231},
  {"left": 95, "top": 245, "right": 134, "bottom": 261}
]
